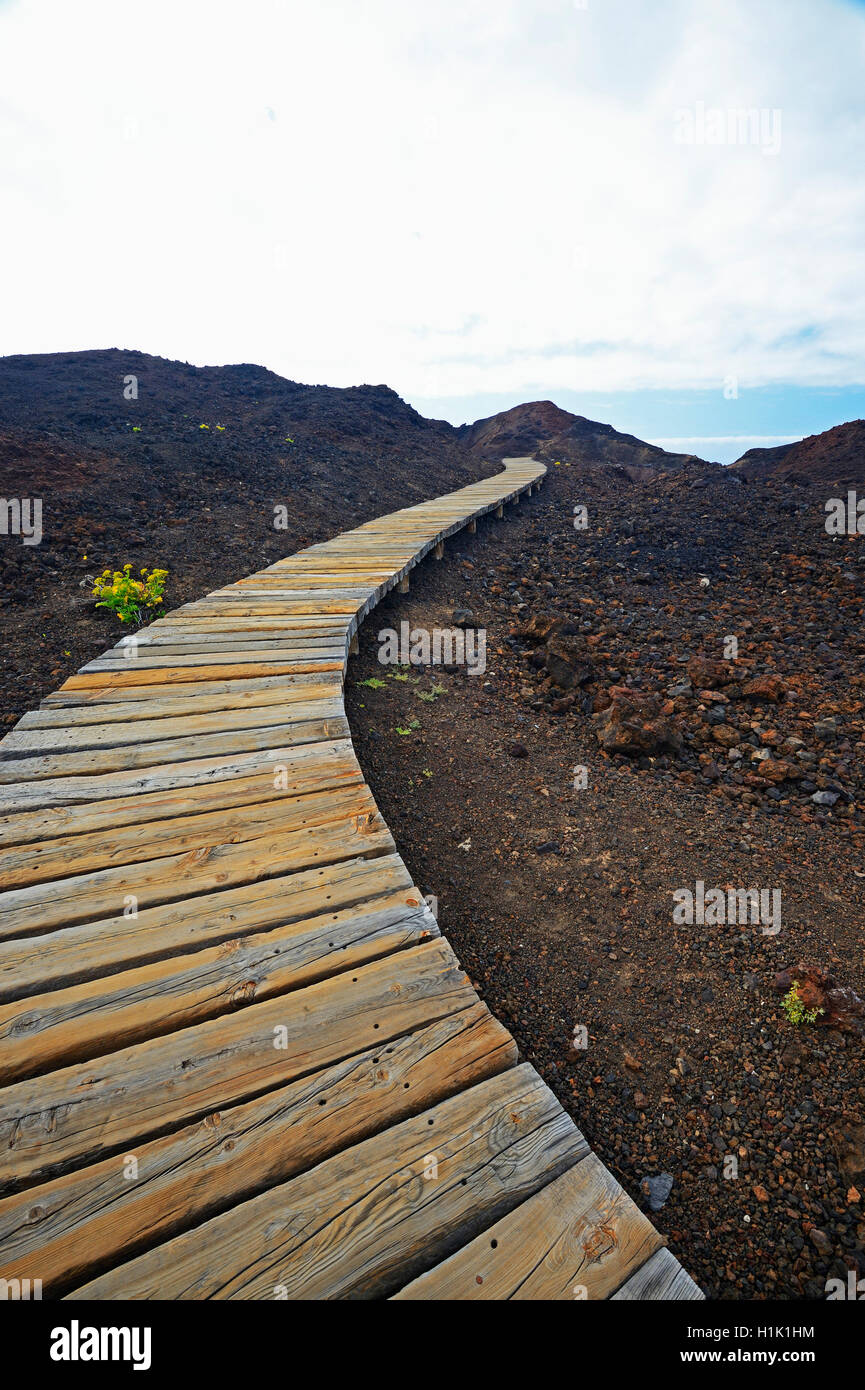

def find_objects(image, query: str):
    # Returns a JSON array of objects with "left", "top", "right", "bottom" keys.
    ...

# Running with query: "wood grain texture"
[
  {"left": 0, "top": 1004, "right": 515, "bottom": 1295},
  {"left": 610, "top": 1246, "right": 705, "bottom": 1301},
  {"left": 0, "top": 938, "right": 475, "bottom": 1192},
  {"left": 0, "top": 863, "right": 417, "bottom": 1000},
  {"left": 69, "top": 1064, "right": 586, "bottom": 1299},
  {"left": 391, "top": 1153, "right": 662, "bottom": 1299}
]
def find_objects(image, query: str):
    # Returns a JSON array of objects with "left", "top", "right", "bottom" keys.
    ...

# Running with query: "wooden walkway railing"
[{"left": 0, "top": 458, "right": 701, "bottom": 1300}]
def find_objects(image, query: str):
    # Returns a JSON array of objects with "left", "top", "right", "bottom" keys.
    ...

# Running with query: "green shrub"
[
  {"left": 93, "top": 564, "right": 168, "bottom": 624},
  {"left": 781, "top": 982, "right": 824, "bottom": 1027}
]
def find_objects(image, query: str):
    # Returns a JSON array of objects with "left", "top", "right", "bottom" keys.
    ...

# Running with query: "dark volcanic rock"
[
  {"left": 641, "top": 1173, "right": 675, "bottom": 1211},
  {"left": 544, "top": 633, "right": 594, "bottom": 690}
]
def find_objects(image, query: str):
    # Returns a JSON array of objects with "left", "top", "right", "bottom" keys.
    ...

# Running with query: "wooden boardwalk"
[{"left": 0, "top": 459, "right": 701, "bottom": 1301}]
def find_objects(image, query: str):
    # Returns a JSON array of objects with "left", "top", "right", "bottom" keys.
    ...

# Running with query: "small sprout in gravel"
[
  {"left": 417, "top": 680, "right": 448, "bottom": 702},
  {"left": 422, "top": 768, "right": 433, "bottom": 778},
  {"left": 357, "top": 677, "right": 386, "bottom": 690},
  {"left": 781, "top": 982, "right": 824, "bottom": 1027},
  {"left": 395, "top": 719, "right": 421, "bottom": 735}
]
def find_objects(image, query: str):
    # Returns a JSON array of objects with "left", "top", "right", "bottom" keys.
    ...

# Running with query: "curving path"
[{"left": 0, "top": 459, "right": 701, "bottom": 1300}]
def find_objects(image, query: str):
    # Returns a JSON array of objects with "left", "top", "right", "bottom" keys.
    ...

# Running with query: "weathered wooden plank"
[
  {"left": 83, "top": 645, "right": 346, "bottom": 672},
  {"left": 37, "top": 671, "right": 342, "bottom": 710},
  {"left": 0, "top": 728, "right": 352, "bottom": 814},
  {"left": 0, "top": 898, "right": 439, "bottom": 1082},
  {"left": 0, "top": 783, "right": 377, "bottom": 890},
  {"left": 610, "top": 1247, "right": 704, "bottom": 1301},
  {"left": 99, "top": 636, "right": 344, "bottom": 657},
  {"left": 4, "top": 694, "right": 343, "bottom": 752},
  {"left": 0, "top": 807, "right": 393, "bottom": 939},
  {"left": 0, "top": 700, "right": 346, "bottom": 778},
  {"left": 390, "top": 1153, "right": 662, "bottom": 1300},
  {"left": 68, "top": 1063, "right": 586, "bottom": 1300},
  {"left": 168, "top": 602, "right": 358, "bottom": 618},
  {"left": 0, "top": 706, "right": 345, "bottom": 780},
  {"left": 56, "top": 658, "right": 343, "bottom": 690},
  {"left": 0, "top": 1004, "right": 516, "bottom": 1296},
  {"left": 0, "top": 872, "right": 418, "bottom": 1002},
  {"left": 0, "top": 937, "right": 473, "bottom": 1191},
  {"left": 0, "top": 740, "right": 361, "bottom": 846}
]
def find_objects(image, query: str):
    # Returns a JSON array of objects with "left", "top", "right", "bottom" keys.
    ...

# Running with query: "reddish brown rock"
[
  {"left": 687, "top": 656, "right": 735, "bottom": 689},
  {"left": 741, "top": 674, "right": 787, "bottom": 703},
  {"left": 517, "top": 613, "right": 561, "bottom": 645},
  {"left": 759, "top": 758, "right": 803, "bottom": 783},
  {"left": 593, "top": 686, "right": 682, "bottom": 757}
]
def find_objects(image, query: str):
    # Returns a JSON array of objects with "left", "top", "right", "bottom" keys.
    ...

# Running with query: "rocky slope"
[
  {"left": 733, "top": 420, "right": 865, "bottom": 485},
  {"left": 461, "top": 399, "right": 710, "bottom": 479}
]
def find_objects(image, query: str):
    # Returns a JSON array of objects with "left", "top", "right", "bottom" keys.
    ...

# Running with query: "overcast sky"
[{"left": 1, "top": 0, "right": 864, "bottom": 461}]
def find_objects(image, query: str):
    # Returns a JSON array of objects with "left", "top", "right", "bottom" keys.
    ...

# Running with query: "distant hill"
[
  {"left": 0, "top": 349, "right": 483, "bottom": 518},
  {"left": 0, "top": 356, "right": 721, "bottom": 553},
  {"left": 732, "top": 420, "right": 865, "bottom": 485},
  {"left": 459, "top": 399, "right": 711, "bottom": 479}
]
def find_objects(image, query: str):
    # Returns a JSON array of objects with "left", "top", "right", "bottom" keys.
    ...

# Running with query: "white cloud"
[{"left": 0, "top": 0, "right": 863, "bottom": 402}]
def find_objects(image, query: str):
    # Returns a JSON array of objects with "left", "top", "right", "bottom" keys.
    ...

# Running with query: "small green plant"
[
  {"left": 395, "top": 719, "right": 421, "bottom": 736},
  {"left": 357, "top": 677, "right": 386, "bottom": 690},
  {"left": 781, "top": 982, "right": 824, "bottom": 1027},
  {"left": 388, "top": 671, "right": 409, "bottom": 682},
  {"left": 93, "top": 564, "right": 168, "bottom": 624}
]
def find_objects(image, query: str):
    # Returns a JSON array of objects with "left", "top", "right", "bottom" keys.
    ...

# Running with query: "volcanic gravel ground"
[{"left": 345, "top": 464, "right": 865, "bottom": 1300}]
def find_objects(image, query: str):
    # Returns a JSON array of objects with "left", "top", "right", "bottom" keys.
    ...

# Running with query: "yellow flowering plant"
[{"left": 92, "top": 564, "right": 168, "bottom": 624}]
